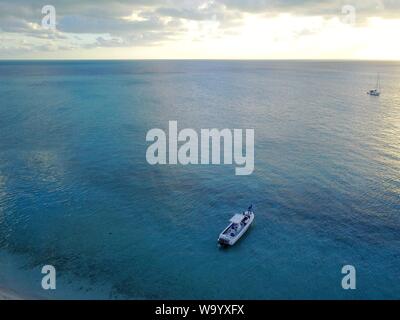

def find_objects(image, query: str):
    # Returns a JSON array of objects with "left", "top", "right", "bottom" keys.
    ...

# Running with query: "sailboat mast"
[{"left": 376, "top": 74, "right": 380, "bottom": 91}]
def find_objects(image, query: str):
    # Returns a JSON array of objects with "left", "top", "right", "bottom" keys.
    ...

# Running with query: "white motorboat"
[{"left": 218, "top": 205, "right": 254, "bottom": 246}]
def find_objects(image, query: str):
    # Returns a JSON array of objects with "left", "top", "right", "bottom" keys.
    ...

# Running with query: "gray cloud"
[
  {"left": 0, "top": 0, "right": 400, "bottom": 55},
  {"left": 221, "top": 0, "right": 397, "bottom": 15},
  {"left": 58, "top": 15, "right": 167, "bottom": 34}
]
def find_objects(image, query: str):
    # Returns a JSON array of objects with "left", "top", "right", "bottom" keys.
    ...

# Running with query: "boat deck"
[{"left": 222, "top": 215, "right": 250, "bottom": 238}]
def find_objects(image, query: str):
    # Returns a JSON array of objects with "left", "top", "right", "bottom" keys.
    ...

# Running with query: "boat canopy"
[{"left": 230, "top": 214, "right": 244, "bottom": 224}]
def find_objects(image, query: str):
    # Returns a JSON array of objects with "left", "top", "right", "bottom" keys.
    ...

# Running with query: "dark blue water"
[{"left": 0, "top": 60, "right": 399, "bottom": 299}]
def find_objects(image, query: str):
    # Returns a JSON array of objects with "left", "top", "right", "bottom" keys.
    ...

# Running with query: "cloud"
[
  {"left": 0, "top": 0, "right": 400, "bottom": 56},
  {"left": 58, "top": 14, "right": 167, "bottom": 34}
]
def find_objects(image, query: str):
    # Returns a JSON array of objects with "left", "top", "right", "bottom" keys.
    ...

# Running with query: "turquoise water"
[{"left": 0, "top": 60, "right": 399, "bottom": 299}]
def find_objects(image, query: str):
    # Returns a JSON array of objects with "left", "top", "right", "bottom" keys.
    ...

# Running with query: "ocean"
[{"left": 0, "top": 60, "right": 399, "bottom": 299}]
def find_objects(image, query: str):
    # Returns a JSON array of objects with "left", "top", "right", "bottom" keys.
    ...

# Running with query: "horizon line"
[{"left": 1, "top": 58, "right": 399, "bottom": 62}]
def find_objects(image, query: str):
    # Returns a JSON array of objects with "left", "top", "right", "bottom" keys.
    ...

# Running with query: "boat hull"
[{"left": 218, "top": 213, "right": 254, "bottom": 246}]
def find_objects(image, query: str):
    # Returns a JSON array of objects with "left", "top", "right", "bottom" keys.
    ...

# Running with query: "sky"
[{"left": 0, "top": 0, "right": 400, "bottom": 60}]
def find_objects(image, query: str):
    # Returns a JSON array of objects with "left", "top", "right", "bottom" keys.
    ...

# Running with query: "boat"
[
  {"left": 367, "top": 74, "right": 381, "bottom": 96},
  {"left": 218, "top": 205, "right": 254, "bottom": 246}
]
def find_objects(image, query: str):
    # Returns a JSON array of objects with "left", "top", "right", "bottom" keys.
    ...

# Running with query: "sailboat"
[{"left": 367, "top": 74, "right": 381, "bottom": 96}]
